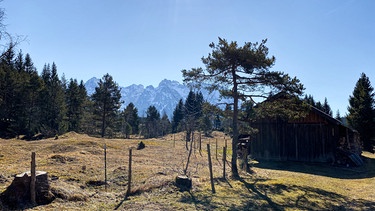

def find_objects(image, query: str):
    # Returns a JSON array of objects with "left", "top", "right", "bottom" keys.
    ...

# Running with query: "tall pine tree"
[
  {"left": 66, "top": 79, "right": 87, "bottom": 132},
  {"left": 39, "top": 63, "right": 67, "bottom": 136},
  {"left": 347, "top": 73, "right": 375, "bottom": 152},
  {"left": 91, "top": 73, "right": 122, "bottom": 137}
]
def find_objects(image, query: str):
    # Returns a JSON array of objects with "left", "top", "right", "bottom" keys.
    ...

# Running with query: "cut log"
[
  {"left": 175, "top": 175, "right": 192, "bottom": 191},
  {"left": 0, "top": 171, "right": 54, "bottom": 209}
]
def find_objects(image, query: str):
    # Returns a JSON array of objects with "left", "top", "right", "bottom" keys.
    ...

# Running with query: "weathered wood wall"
[{"left": 250, "top": 119, "right": 338, "bottom": 162}]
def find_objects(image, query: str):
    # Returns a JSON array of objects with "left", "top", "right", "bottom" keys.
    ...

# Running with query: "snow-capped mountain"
[{"left": 85, "top": 77, "right": 225, "bottom": 118}]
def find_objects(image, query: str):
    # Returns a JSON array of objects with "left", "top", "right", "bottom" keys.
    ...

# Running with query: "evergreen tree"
[
  {"left": 39, "top": 63, "right": 67, "bottom": 136},
  {"left": 315, "top": 101, "right": 323, "bottom": 111},
  {"left": 0, "top": 47, "right": 18, "bottom": 136},
  {"left": 14, "top": 52, "right": 42, "bottom": 137},
  {"left": 66, "top": 79, "right": 87, "bottom": 132},
  {"left": 23, "top": 54, "right": 43, "bottom": 136},
  {"left": 80, "top": 80, "right": 96, "bottom": 135},
  {"left": 144, "top": 105, "right": 160, "bottom": 138},
  {"left": 171, "top": 99, "right": 184, "bottom": 133},
  {"left": 160, "top": 112, "right": 171, "bottom": 136},
  {"left": 122, "top": 102, "right": 139, "bottom": 138},
  {"left": 199, "top": 102, "right": 216, "bottom": 136},
  {"left": 322, "top": 98, "right": 333, "bottom": 116},
  {"left": 182, "top": 38, "right": 304, "bottom": 177},
  {"left": 347, "top": 73, "right": 375, "bottom": 152},
  {"left": 335, "top": 110, "right": 341, "bottom": 121},
  {"left": 304, "top": 94, "right": 315, "bottom": 106},
  {"left": 184, "top": 90, "right": 203, "bottom": 142},
  {"left": 91, "top": 73, "right": 122, "bottom": 137}
]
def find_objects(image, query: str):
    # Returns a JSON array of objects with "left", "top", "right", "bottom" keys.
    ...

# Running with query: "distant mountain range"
[{"left": 84, "top": 77, "right": 227, "bottom": 118}]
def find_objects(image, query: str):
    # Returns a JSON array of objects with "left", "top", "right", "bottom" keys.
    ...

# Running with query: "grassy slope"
[{"left": 0, "top": 132, "right": 374, "bottom": 210}]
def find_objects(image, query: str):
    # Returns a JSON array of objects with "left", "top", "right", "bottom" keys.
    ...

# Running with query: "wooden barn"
[{"left": 247, "top": 106, "right": 362, "bottom": 164}]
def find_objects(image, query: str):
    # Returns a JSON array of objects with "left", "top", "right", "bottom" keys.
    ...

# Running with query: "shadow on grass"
[
  {"left": 253, "top": 154, "right": 375, "bottom": 179},
  {"left": 177, "top": 176, "right": 375, "bottom": 210},
  {"left": 234, "top": 177, "right": 375, "bottom": 211},
  {"left": 179, "top": 190, "right": 219, "bottom": 210}
]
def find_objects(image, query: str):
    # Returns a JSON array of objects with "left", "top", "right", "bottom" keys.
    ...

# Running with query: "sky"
[{"left": 1, "top": 0, "right": 375, "bottom": 115}]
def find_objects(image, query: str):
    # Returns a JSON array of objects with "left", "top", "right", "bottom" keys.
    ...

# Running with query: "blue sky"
[{"left": 2, "top": 0, "right": 374, "bottom": 115}]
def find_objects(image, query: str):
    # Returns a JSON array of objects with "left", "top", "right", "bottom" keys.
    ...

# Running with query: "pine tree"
[
  {"left": 347, "top": 73, "right": 375, "bottom": 152},
  {"left": 66, "top": 79, "right": 86, "bottom": 132},
  {"left": 184, "top": 90, "right": 203, "bottom": 142},
  {"left": 322, "top": 98, "right": 333, "bottom": 116},
  {"left": 91, "top": 74, "right": 122, "bottom": 137},
  {"left": 182, "top": 38, "right": 304, "bottom": 177},
  {"left": 144, "top": 105, "right": 160, "bottom": 138},
  {"left": 171, "top": 99, "right": 184, "bottom": 133},
  {"left": 160, "top": 112, "right": 171, "bottom": 136},
  {"left": 122, "top": 102, "right": 139, "bottom": 137},
  {"left": 39, "top": 63, "right": 67, "bottom": 136},
  {"left": 335, "top": 110, "right": 341, "bottom": 121}
]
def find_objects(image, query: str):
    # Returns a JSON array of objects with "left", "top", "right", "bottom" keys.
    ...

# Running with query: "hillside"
[{"left": 0, "top": 133, "right": 375, "bottom": 210}]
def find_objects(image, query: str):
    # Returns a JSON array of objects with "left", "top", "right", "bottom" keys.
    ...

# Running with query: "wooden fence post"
[
  {"left": 223, "top": 146, "right": 226, "bottom": 179},
  {"left": 30, "top": 152, "right": 36, "bottom": 205},
  {"left": 104, "top": 144, "right": 107, "bottom": 192},
  {"left": 199, "top": 132, "right": 202, "bottom": 152},
  {"left": 126, "top": 148, "right": 133, "bottom": 197},
  {"left": 207, "top": 144, "right": 215, "bottom": 193},
  {"left": 215, "top": 139, "right": 218, "bottom": 160}
]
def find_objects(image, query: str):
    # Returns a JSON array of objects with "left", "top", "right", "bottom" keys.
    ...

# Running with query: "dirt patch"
[
  {"left": 86, "top": 180, "right": 106, "bottom": 187},
  {"left": 49, "top": 144, "right": 77, "bottom": 153},
  {"left": 50, "top": 155, "right": 76, "bottom": 163}
]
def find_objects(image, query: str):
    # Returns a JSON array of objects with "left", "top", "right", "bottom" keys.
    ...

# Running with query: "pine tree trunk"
[{"left": 231, "top": 72, "right": 239, "bottom": 178}]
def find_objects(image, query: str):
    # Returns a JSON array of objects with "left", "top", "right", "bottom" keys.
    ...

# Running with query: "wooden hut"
[{"left": 248, "top": 106, "right": 361, "bottom": 165}]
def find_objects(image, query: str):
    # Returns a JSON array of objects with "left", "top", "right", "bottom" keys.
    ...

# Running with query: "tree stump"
[
  {"left": 0, "top": 171, "right": 54, "bottom": 209},
  {"left": 175, "top": 175, "right": 192, "bottom": 191},
  {"left": 137, "top": 141, "right": 145, "bottom": 150}
]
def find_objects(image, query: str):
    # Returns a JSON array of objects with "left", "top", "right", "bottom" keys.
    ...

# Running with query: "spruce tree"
[
  {"left": 66, "top": 79, "right": 86, "bottom": 132},
  {"left": 322, "top": 98, "right": 333, "bottom": 116},
  {"left": 184, "top": 91, "right": 203, "bottom": 142},
  {"left": 122, "top": 102, "right": 139, "bottom": 137},
  {"left": 39, "top": 63, "right": 67, "bottom": 136},
  {"left": 171, "top": 99, "right": 184, "bottom": 133},
  {"left": 144, "top": 105, "right": 160, "bottom": 138},
  {"left": 160, "top": 112, "right": 171, "bottom": 136},
  {"left": 347, "top": 73, "right": 375, "bottom": 152}
]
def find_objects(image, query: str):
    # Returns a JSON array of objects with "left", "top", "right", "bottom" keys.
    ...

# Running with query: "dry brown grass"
[{"left": 0, "top": 131, "right": 374, "bottom": 210}]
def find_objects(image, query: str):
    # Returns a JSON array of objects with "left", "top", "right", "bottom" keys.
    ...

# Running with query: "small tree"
[
  {"left": 160, "top": 112, "right": 171, "bottom": 136},
  {"left": 182, "top": 38, "right": 304, "bottom": 177},
  {"left": 347, "top": 73, "right": 375, "bottom": 152}
]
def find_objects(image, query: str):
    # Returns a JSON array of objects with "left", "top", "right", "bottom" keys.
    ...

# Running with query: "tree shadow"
[
  {"left": 252, "top": 154, "right": 375, "bottom": 179},
  {"left": 234, "top": 177, "right": 375, "bottom": 211},
  {"left": 179, "top": 190, "right": 219, "bottom": 210}
]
